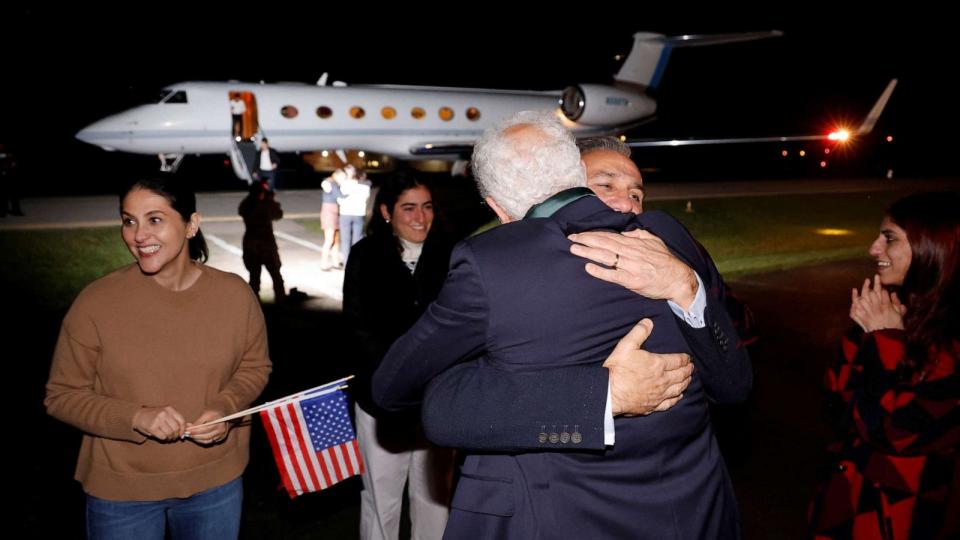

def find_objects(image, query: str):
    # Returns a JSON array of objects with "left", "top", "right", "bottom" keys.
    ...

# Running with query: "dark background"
[{"left": 2, "top": 7, "right": 957, "bottom": 195}]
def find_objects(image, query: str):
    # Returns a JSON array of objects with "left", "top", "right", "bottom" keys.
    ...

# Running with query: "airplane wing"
[{"left": 626, "top": 79, "right": 897, "bottom": 148}]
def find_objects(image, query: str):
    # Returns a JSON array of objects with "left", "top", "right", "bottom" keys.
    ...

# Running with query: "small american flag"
[{"left": 260, "top": 389, "right": 364, "bottom": 498}]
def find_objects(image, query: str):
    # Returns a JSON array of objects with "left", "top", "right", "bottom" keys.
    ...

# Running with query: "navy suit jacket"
[
  {"left": 420, "top": 219, "right": 751, "bottom": 453},
  {"left": 373, "top": 196, "right": 748, "bottom": 539}
]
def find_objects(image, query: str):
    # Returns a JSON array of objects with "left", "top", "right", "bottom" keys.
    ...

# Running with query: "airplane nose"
[
  {"left": 75, "top": 127, "right": 100, "bottom": 146},
  {"left": 74, "top": 104, "right": 209, "bottom": 155},
  {"left": 75, "top": 113, "right": 139, "bottom": 152}
]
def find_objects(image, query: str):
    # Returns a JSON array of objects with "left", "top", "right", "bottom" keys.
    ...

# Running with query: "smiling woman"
[
  {"left": 342, "top": 171, "right": 455, "bottom": 540},
  {"left": 810, "top": 191, "right": 960, "bottom": 539},
  {"left": 44, "top": 177, "right": 271, "bottom": 540}
]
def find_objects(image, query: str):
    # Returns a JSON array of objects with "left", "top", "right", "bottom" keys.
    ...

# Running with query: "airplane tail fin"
[
  {"left": 857, "top": 78, "right": 898, "bottom": 135},
  {"left": 615, "top": 30, "right": 783, "bottom": 91}
]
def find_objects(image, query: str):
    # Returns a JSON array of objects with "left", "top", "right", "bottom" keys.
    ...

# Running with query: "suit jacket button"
[
  {"left": 560, "top": 431, "right": 570, "bottom": 444},
  {"left": 549, "top": 432, "right": 560, "bottom": 444},
  {"left": 538, "top": 432, "right": 548, "bottom": 444},
  {"left": 571, "top": 432, "right": 582, "bottom": 444}
]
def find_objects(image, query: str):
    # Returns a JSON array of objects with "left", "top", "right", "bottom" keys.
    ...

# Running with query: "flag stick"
[{"left": 189, "top": 376, "right": 354, "bottom": 429}]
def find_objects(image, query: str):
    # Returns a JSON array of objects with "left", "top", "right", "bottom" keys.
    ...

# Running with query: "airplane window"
[
  {"left": 439, "top": 107, "right": 454, "bottom": 121},
  {"left": 317, "top": 106, "right": 333, "bottom": 119},
  {"left": 163, "top": 91, "right": 188, "bottom": 104},
  {"left": 350, "top": 106, "right": 366, "bottom": 119},
  {"left": 411, "top": 107, "right": 425, "bottom": 120},
  {"left": 154, "top": 90, "right": 173, "bottom": 103},
  {"left": 466, "top": 107, "right": 481, "bottom": 121},
  {"left": 381, "top": 107, "right": 397, "bottom": 120},
  {"left": 282, "top": 106, "right": 299, "bottom": 119}
]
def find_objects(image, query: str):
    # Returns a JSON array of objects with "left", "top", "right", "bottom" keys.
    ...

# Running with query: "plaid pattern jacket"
[{"left": 810, "top": 327, "right": 959, "bottom": 539}]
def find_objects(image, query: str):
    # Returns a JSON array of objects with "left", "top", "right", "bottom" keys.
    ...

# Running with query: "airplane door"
[{"left": 229, "top": 91, "right": 260, "bottom": 141}]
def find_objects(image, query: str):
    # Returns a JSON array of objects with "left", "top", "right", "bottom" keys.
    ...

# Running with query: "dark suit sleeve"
[
  {"left": 643, "top": 212, "right": 753, "bottom": 404},
  {"left": 372, "top": 242, "right": 490, "bottom": 411},
  {"left": 422, "top": 362, "right": 609, "bottom": 451}
]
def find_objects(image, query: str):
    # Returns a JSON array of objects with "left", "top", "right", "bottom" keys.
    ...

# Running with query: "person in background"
[
  {"left": 238, "top": 180, "right": 285, "bottom": 302},
  {"left": 337, "top": 165, "right": 371, "bottom": 263},
  {"left": 320, "top": 169, "right": 345, "bottom": 270},
  {"left": 253, "top": 138, "right": 280, "bottom": 192},
  {"left": 229, "top": 93, "right": 246, "bottom": 141}
]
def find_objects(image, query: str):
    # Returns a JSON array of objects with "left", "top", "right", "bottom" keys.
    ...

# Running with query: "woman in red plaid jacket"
[{"left": 809, "top": 191, "right": 959, "bottom": 540}]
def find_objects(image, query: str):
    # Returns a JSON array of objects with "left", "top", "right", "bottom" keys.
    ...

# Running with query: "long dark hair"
[
  {"left": 120, "top": 177, "right": 209, "bottom": 263},
  {"left": 886, "top": 191, "right": 959, "bottom": 363},
  {"left": 367, "top": 171, "right": 433, "bottom": 238}
]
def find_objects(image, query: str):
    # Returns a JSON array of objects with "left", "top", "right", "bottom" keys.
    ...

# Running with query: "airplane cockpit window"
[
  {"left": 350, "top": 107, "right": 366, "bottom": 119},
  {"left": 411, "top": 107, "right": 425, "bottom": 120},
  {"left": 381, "top": 107, "right": 397, "bottom": 120},
  {"left": 163, "top": 91, "right": 188, "bottom": 104},
  {"left": 281, "top": 106, "right": 299, "bottom": 119},
  {"left": 439, "top": 107, "right": 454, "bottom": 121},
  {"left": 466, "top": 107, "right": 481, "bottom": 121},
  {"left": 317, "top": 106, "right": 333, "bottom": 119},
  {"left": 154, "top": 90, "right": 173, "bottom": 103}
]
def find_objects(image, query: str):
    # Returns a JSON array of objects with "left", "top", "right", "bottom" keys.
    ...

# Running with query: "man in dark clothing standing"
[{"left": 238, "top": 181, "right": 285, "bottom": 302}]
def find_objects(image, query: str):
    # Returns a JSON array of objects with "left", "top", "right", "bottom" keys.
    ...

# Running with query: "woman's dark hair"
[
  {"left": 367, "top": 171, "right": 433, "bottom": 237},
  {"left": 120, "top": 177, "right": 209, "bottom": 263},
  {"left": 886, "top": 191, "right": 959, "bottom": 362}
]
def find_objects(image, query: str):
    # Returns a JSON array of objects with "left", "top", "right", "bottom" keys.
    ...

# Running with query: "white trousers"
[{"left": 356, "top": 404, "right": 453, "bottom": 540}]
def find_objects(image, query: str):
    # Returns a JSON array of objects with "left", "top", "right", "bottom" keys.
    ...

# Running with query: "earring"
[{"left": 385, "top": 219, "right": 390, "bottom": 223}]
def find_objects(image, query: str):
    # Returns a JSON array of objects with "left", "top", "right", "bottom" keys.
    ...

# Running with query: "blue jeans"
[
  {"left": 340, "top": 214, "right": 365, "bottom": 263},
  {"left": 256, "top": 170, "right": 276, "bottom": 191},
  {"left": 86, "top": 476, "right": 243, "bottom": 540}
]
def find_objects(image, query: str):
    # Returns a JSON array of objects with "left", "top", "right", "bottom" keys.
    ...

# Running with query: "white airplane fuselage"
[
  {"left": 77, "top": 81, "right": 656, "bottom": 158},
  {"left": 77, "top": 32, "right": 808, "bottom": 170}
]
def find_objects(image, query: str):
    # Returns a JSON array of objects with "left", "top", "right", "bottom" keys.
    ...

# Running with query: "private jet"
[{"left": 75, "top": 31, "right": 894, "bottom": 181}]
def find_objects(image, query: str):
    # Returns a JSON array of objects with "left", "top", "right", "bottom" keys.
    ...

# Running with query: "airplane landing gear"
[{"left": 158, "top": 153, "right": 185, "bottom": 173}]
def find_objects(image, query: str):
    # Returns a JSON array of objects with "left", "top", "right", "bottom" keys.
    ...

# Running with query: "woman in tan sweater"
[{"left": 45, "top": 178, "right": 271, "bottom": 539}]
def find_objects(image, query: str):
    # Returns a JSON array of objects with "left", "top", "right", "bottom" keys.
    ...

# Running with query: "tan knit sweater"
[{"left": 45, "top": 263, "right": 272, "bottom": 501}]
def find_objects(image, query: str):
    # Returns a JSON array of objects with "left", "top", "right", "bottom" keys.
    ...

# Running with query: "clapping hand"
[{"left": 850, "top": 275, "right": 906, "bottom": 332}]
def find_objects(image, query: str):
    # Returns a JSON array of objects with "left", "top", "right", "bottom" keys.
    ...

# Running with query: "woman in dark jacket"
[{"left": 343, "top": 172, "right": 454, "bottom": 540}]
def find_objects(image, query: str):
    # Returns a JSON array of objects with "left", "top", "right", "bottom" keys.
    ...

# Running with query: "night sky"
[{"left": 3, "top": 7, "right": 957, "bottom": 194}]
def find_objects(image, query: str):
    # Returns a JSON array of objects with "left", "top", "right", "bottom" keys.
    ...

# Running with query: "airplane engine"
[{"left": 560, "top": 84, "right": 656, "bottom": 126}]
